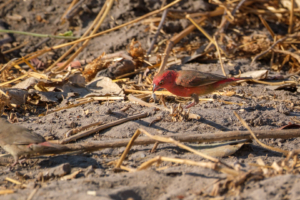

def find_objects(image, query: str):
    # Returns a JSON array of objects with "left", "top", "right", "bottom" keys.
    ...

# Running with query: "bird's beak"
[{"left": 152, "top": 84, "right": 159, "bottom": 92}]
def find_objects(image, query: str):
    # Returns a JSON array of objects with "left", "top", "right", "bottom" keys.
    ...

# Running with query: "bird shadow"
[
  {"left": 200, "top": 118, "right": 230, "bottom": 131},
  {"left": 231, "top": 143, "right": 283, "bottom": 159},
  {"left": 38, "top": 154, "right": 102, "bottom": 169}
]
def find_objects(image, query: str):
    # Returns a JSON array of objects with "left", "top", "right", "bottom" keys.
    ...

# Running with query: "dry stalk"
[
  {"left": 251, "top": 32, "right": 300, "bottom": 65},
  {"left": 60, "top": 128, "right": 300, "bottom": 155},
  {"left": 0, "top": 74, "right": 27, "bottom": 87},
  {"left": 214, "top": 35, "right": 226, "bottom": 76},
  {"left": 258, "top": 15, "right": 275, "bottom": 39},
  {"left": 125, "top": 89, "right": 175, "bottom": 96},
  {"left": 27, "top": 186, "right": 39, "bottom": 200},
  {"left": 288, "top": 0, "right": 295, "bottom": 34},
  {"left": 272, "top": 49, "right": 300, "bottom": 64},
  {"left": 60, "top": 0, "right": 78, "bottom": 22},
  {"left": 115, "top": 128, "right": 239, "bottom": 176},
  {"left": 0, "top": 190, "right": 14, "bottom": 195},
  {"left": 127, "top": 94, "right": 200, "bottom": 120},
  {"left": 22, "top": 57, "right": 38, "bottom": 73},
  {"left": 115, "top": 63, "right": 160, "bottom": 79},
  {"left": 138, "top": 129, "right": 236, "bottom": 171},
  {"left": 76, "top": 96, "right": 124, "bottom": 102},
  {"left": 47, "top": 0, "right": 108, "bottom": 72},
  {"left": 233, "top": 111, "right": 289, "bottom": 155},
  {"left": 2, "top": 41, "right": 29, "bottom": 54},
  {"left": 128, "top": 94, "right": 171, "bottom": 111},
  {"left": 60, "top": 112, "right": 148, "bottom": 144},
  {"left": 53, "top": 0, "right": 114, "bottom": 72},
  {"left": 187, "top": 15, "right": 226, "bottom": 56},
  {"left": 249, "top": 80, "right": 297, "bottom": 86},
  {"left": 64, "top": 121, "right": 103, "bottom": 138},
  {"left": 136, "top": 156, "right": 217, "bottom": 171},
  {"left": 5, "top": 177, "right": 27, "bottom": 188},
  {"left": 0, "top": 58, "right": 20, "bottom": 74},
  {"left": 39, "top": 100, "right": 94, "bottom": 116},
  {"left": 150, "top": 141, "right": 160, "bottom": 153},
  {"left": 10, "top": 0, "right": 182, "bottom": 71},
  {"left": 146, "top": 9, "right": 168, "bottom": 56},
  {"left": 157, "top": 16, "right": 207, "bottom": 73},
  {"left": 52, "top": 0, "right": 182, "bottom": 50}
]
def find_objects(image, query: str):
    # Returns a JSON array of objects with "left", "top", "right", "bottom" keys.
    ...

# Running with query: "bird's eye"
[{"left": 159, "top": 80, "right": 164, "bottom": 85}]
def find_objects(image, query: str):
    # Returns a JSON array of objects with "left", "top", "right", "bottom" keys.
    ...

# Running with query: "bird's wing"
[
  {"left": 175, "top": 70, "right": 226, "bottom": 87},
  {"left": 12, "top": 129, "right": 46, "bottom": 145},
  {"left": 0, "top": 118, "right": 46, "bottom": 145}
]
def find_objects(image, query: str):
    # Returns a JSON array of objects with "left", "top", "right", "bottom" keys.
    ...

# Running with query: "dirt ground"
[{"left": 1, "top": 0, "right": 300, "bottom": 199}]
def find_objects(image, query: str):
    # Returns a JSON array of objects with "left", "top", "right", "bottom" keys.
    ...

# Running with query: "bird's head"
[{"left": 152, "top": 70, "right": 177, "bottom": 92}]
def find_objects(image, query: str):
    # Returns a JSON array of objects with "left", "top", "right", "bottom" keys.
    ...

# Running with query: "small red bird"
[{"left": 153, "top": 70, "right": 247, "bottom": 108}]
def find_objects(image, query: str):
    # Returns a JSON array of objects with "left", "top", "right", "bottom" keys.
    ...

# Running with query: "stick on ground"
[
  {"left": 60, "top": 112, "right": 148, "bottom": 144},
  {"left": 64, "top": 129, "right": 300, "bottom": 152}
]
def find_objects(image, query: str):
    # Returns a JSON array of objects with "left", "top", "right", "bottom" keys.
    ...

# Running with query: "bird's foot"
[
  {"left": 185, "top": 102, "right": 195, "bottom": 109},
  {"left": 185, "top": 94, "right": 199, "bottom": 109},
  {"left": 9, "top": 158, "right": 26, "bottom": 171}
]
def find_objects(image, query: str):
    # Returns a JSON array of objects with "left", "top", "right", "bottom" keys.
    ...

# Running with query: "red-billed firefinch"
[{"left": 153, "top": 70, "right": 247, "bottom": 108}]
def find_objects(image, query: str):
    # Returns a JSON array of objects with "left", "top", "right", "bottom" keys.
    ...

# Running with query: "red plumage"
[{"left": 153, "top": 70, "right": 247, "bottom": 108}]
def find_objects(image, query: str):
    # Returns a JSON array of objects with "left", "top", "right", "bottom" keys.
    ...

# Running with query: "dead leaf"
[
  {"left": 86, "top": 76, "right": 124, "bottom": 97},
  {"left": 237, "top": 70, "right": 268, "bottom": 79},
  {"left": 187, "top": 140, "right": 246, "bottom": 158},
  {"left": 12, "top": 77, "right": 40, "bottom": 90}
]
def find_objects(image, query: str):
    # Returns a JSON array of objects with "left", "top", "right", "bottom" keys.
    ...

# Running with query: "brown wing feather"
[
  {"left": 175, "top": 70, "right": 226, "bottom": 87},
  {"left": 0, "top": 118, "right": 46, "bottom": 145}
]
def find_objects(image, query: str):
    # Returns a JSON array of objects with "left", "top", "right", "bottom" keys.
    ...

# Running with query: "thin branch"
[
  {"left": 60, "top": 0, "right": 78, "bottom": 22},
  {"left": 114, "top": 129, "right": 238, "bottom": 176},
  {"left": 233, "top": 111, "right": 289, "bottom": 155},
  {"left": 53, "top": 0, "right": 114, "bottom": 72},
  {"left": 46, "top": 1, "right": 108, "bottom": 72},
  {"left": 52, "top": 0, "right": 182, "bottom": 50},
  {"left": 9, "top": 0, "right": 183, "bottom": 69},
  {"left": 146, "top": 9, "right": 168, "bottom": 56},
  {"left": 64, "top": 0, "right": 85, "bottom": 20},
  {"left": 0, "top": 29, "right": 79, "bottom": 40},
  {"left": 60, "top": 112, "right": 148, "bottom": 144},
  {"left": 157, "top": 16, "right": 207, "bottom": 73},
  {"left": 251, "top": 32, "right": 300, "bottom": 66},
  {"left": 272, "top": 49, "right": 300, "bottom": 64},
  {"left": 222, "top": 0, "right": 248, "bottom": 32},
  {"left": 214, "top": 36, "right": 226, "bottom": 76},
  {"left": 64, "top": 129, "right": 300, "bottom": 152},
  {"left": 288, "top": 0, "right": 295, "bottom": 34}
]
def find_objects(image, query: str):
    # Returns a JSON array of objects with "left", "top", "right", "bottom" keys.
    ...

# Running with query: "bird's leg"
[
  {"left": 11, "top": 156, "right": 26, "bottom": 167},
  {"left": 8, "top": 157, "right": 27, "bottom": 171},
  {"left": 185, "top": 93, "right": 199, "bottom": 109},
  {"left": 11, "top": 156, "right": 20, "bottom": 167}
]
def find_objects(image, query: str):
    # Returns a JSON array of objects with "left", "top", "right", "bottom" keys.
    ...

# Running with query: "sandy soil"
[{"left": 0, "top": 0, "right": 300, "bottom": 200}]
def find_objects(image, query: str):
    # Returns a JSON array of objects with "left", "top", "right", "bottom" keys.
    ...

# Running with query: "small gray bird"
[{"left": 0, "top": 118, "right": 69, "bottom": 166}]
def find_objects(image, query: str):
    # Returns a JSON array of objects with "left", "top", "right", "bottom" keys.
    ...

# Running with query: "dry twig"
[
  {"left": 63, "top": 129, "right": 300, "bottom": 152},
  {"left": 60, "top": 112, "right": 148, "bottom": 144}
]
